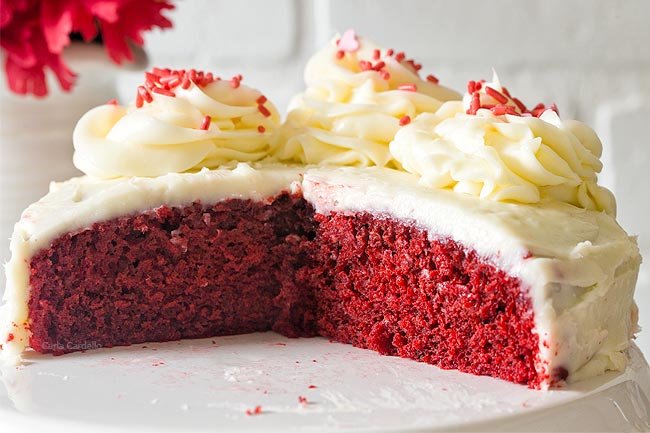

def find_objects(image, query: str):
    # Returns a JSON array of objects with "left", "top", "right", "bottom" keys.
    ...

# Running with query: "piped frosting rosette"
[
  {"left": 272, "top": 30, "right": 461, "bottom": 167},
  {"left": 390, "top": 73, "right": 616, "bottom": 215},
  {"left": 73, "top": 68, "right": 280, "bottom": 178}
]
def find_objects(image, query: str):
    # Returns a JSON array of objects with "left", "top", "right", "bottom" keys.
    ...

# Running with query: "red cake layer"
[
  {"left": 310, "top": 213, "right": 538, "bottom": 386},
  {"left": 27, "top": 194, "right": 540, "bottom": 387}
]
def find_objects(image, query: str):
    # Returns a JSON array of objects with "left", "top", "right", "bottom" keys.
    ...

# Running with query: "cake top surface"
[{"left": 71, "top": 30, "right": 616, "bottom": 216}]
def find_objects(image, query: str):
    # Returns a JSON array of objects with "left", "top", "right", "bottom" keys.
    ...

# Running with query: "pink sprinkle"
[
  {"left": 397, "top": 83, "right": 417, "bottom": 92},
  {"left": 337, "top": 29, "right": 360, "bottom": 52},
  {"left": 485, "top": 86, "right": 508, "bottom": 104},
  {"left": 200, "top": 115, "right": 211, "bottom": 130},
  {"left": 399, "top": 115, "right": 411, "bottom": 126},
  {"left": 426, "top": 74, "right": 439, "bottom": 84},
  {"left": 372, "top": 49, "right": 380, "bottom": 60},
  {"left": 491, "top": 105, "right": 508, "bottom": 115}
]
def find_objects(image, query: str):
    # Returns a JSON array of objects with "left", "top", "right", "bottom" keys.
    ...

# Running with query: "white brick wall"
[{"left": 1, "top": 0, "right": 649, "bottom": 354}]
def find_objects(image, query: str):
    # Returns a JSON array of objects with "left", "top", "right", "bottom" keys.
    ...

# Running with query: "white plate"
[{"left": 1, "top": 333, "right": 649, "bottom": 432}]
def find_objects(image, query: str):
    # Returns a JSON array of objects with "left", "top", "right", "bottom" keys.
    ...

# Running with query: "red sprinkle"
[
  {"left": 399, "top": 115, "right": 411, "bottom": 126},
  {"left": 245, "top": 406, "right": 263, "bottom": 416},
  {"left": 512, "top": 97, "right": 527, "bottom": 112},
  {"left": 230, "top": 77, "right": 241, "bottom": 89},
  {"left": 397, "top": 83, "right": 417, "bottom": 92},
  {"left": 379, "top": 70, "right": 390, "bottom": 80},
  {"left": 395, "top": 52, "right": 405, "bottom": 62},
  {"left": 335, "top": 50, "right": 345, "bottom": 59},
  {"left": 485, "top": 86, "right": 508, "bottom": 104},
  {"left": 137, "top": 85, "right": 153, "bottom": 103},
  {"left": 151, "top": 87, "right": 175, "bottom": 97},
  {"left": 372, "top": 49, "right": 381, "bottom": 60},
  {"left": 308, "top": 385, "right": 317, "bottom": 389},
  {"left": 372, "top": 61, "right": 386, "bottom": 71},
  {"left": 257, "top": 125, "right": 266, "bottom": 133},
  {"left": 467, "top": 80, "right": 476, "bottom": 94},
  {"left": 426, "top": 74, "right": 439, "bottom": 84},
  {"left": 298, "top": 396, "right": 308, "bottom": 405},
  {"left": 145, "top": 72, "right": 162, "bottom": 84},
  {"left": 135, "top": 93, "right": 143, "bottom": 108},
  {"left": 468, "top": 92, "right": 481, "bottom": 114},
  {"left": 106, "top": 99, "right": 118, "bottom": 105},
  {"left": 7, "top": 333, "right": 14, "bottom": 342},
  {"left": 200, "top": 115, "right": 211, "bottom": 131},
  {"left": 258, "top": 104, "right": 271, "bottom": 117},
  {"left": 475, "top": 81, "right": 483, "bottom": 91},
  {"left": 387, "top": 48, "right": 394, "bottom": 56},
  {"left": 256, "top": 95, "right": 267, "bottom": 104},
  {"left": 359, "top": 60, "right": 372, "bottom": 71}
]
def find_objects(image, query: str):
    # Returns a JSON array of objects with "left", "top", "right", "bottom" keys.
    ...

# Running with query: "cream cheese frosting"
[
  {"left": 73, "top": 72, "right": 280, "bottom": 179},
  {"left": 271, "top": 30, "right": 461, "bottom": 167},
  {"left": 0, "top": 164, "right": 640, "bottom": 389},
  {"left": 390, "top": 74, "right": 616, "bottom": 215}
]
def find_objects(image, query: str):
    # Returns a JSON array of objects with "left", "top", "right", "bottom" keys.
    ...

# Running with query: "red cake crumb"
[{"left": 27, "top": 194, "right": 543, "bottom": 387}]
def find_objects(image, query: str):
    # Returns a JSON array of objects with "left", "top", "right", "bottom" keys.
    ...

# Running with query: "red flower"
[{"left": 0, "top": 0, "right": 174, "bottom": 97}]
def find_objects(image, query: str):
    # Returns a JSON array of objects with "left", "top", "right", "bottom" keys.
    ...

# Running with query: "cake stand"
[{"left": 1, "top": 332, "right": 649, "bottom": 432}]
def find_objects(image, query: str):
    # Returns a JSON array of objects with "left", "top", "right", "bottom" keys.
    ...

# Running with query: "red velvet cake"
[{"left": 0, "top": 31, "right": 641, "bottom": 390}]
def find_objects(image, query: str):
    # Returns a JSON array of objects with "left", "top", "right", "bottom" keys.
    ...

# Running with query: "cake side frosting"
[
  {"left": 1, "top": 162, "right": 640, "bottom": 388},
  {"left": 301, "top": 166, "right": 640, "bottom": 387},
  {"left": 0, "top": 164, "right": 303, "bottom": 361}
]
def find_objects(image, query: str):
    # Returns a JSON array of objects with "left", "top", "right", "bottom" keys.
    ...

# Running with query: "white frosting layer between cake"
[{"left": 0, "top": 164, "right": 640, "bottom": 389}]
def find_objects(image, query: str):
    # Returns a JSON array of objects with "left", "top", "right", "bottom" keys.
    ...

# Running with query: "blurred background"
[{"left": 1, "top": 0, "right": 649, "bottom": 354}]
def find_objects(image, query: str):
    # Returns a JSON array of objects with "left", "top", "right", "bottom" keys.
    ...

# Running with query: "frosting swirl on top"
[
  {"left": 272, "top": 30, "right": 461, "bottom": 167},
  {"left": 390, "top": 79, "right": 616, "bottom": 215},
  {"left": 73, "top": 69, "right": 280, "bottom": 179}
]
